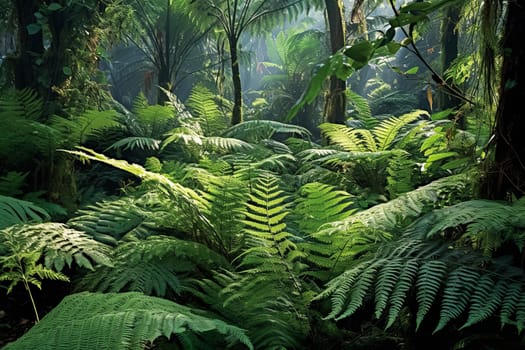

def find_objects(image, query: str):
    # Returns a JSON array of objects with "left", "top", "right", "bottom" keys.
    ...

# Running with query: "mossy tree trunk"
[{"left": 324, "top": 0, "right": 347, "bottom": 124}]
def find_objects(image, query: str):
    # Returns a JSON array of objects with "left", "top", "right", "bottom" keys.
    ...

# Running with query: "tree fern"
[{"left": 2, "top": 292, "right": 253, "bottom": 350}]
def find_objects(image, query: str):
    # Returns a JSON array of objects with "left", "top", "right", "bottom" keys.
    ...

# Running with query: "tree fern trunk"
[
  {"left": 229, "top": 37, "right": 243, "bottom": 125},
  {"left": 324, "top": 0, "right": 347, "bottom": 124}
]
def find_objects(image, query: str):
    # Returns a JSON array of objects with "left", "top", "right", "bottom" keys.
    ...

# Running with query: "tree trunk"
[
  {"left": 229, "top": 37, "right": 243, "bottom": 125},
  {"left": 438, "top": 4, "right": 463, "bottom": 125},
  {"left": 484, "top": 1, "right": 525, "bottom": 200},
  {"left": 157, "top": 64, "right": 171, "bottom": 105},
  {"left": 13, "top": 0, "right": 44, "bottom": 91},
  {"left": 324, "top": 0, "right": 347, "bottom": 124}
]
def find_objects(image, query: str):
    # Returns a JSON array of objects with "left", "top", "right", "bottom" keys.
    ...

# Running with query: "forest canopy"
[{"left": 1, "top": 0, "right": 525, "bottom": 349}]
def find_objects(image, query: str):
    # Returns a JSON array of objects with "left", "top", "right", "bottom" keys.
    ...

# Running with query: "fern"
[
  {"left": 2, "top": 292, "right": 253, "bottom": 350},
  {"left": 105, "top": 136, "right": 161, "bottom": 151},
  {"left": 199, "top": 176, "right": 248, "bottom": 258},
  {"left": 189, "top": 174, "right": 310, "bottom": 349},
  {"left": 318, "top": 236, "right": 525, "bottom": 333},
  {"left": 406, "top": 198, "right": 525, "bottom": 253},
  {"left": 0, "top": 223, "right": 113, "bottom": 272},
  {"left": 0, "top": 195, "right": 49, "bottom": 229},
  {"left": 292, "top": 182, "right": 355, "bottom": 234},
  {"left": 49, "top": 109, "right": 120, "bottom": 146},
  {"left": 75, "top": 235, "right": 229, "bottom": 296},
  {"left": 186, "top": 83, "right": 230, "bottom": 135},
  {"left": 224, "top": 120, "right": 311, "bottom": 143},
  {"left": 0, "top": 247, "right": 69, "bottom": 322}
]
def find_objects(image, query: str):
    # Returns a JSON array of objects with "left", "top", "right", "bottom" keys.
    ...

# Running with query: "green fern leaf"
[
  {"left": 500, "top": 281, "right": 522, "bottom": 327},
  {"left": 416, "top": 260, "right": 447, "bottom": 330},
  {"left": 461, "top": 277, "right": 506, "bottom": 330},
  {"left": 0, "top": 223, "right": 112, "bottom": 272},
  {"left": 2, "top": 292, "right": 253, "bottom": 350},
  {"left": 0, "top": 195, "right": 50, "bottom": 229},
  {"left": 435, "top": 266, "right": 480, "bottom": 333},
  {"left": 385, "top": 258, "right": 418, "bottom": 329},
  {"left": 374, "top": 258, "right": 401, "bottom": 319}
]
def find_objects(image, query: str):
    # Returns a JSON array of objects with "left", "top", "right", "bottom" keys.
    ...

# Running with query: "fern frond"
[
  {"left": 434, "top": 266, "right": 480, "bottom": 333},
  {"left": 407, "top": 199, "right": 525, "bottom": 253},
  {"left": 0, "top": 223, "right": 112, "bottom": 271},
  {"left": 373, "top": 110, "right": 423, "bottom": 151},
  {"left": 106, "top": 136, "right": 161, "bottom": 151},
  {"left": 76, "top": 235, "right": 229, "bottom": 296},
  {"left": 0, "top": 88, "right": 42, "bottom": 120},
  {"left": 50, "top": 109, "right": 120, "bottom": 145},
  {"left": 224, "top": 120, "right": 311, "bottom": 142},
  {"left": 293, "top": 182, "right": 355, "bottom": 234},
  {"left": 0, "top": 195, "right": 49, "bottom": 229},
  {"left": 2, "top": 292, "right": 253, "bottom": 350}
]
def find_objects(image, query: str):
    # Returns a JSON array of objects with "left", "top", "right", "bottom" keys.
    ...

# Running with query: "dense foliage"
[{"left": 1, "top": 0, "right": 525, "bottom": 349}]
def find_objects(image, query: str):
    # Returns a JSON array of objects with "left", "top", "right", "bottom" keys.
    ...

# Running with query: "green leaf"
[
  {"left": 26, "top": 24, "right": 41, "bottom": 35},
  {"left": 344, "top": 41, "right": 374, "bottom": 67},
  {"left": 48, "top": 2, "right": 62, "bottom": 11},
  {"left": 62, "top": 66, "right": 72, "bottom": 76},
  {"left": 405, "top": 66, "right": 419, "bottom": 75}
]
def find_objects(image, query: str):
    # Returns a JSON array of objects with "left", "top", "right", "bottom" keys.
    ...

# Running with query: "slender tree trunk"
[
  {"left": 484, "top": 1, "right": 525, "bottom": 200},
  {"left": 438, "top": 5, "right": 463, "bottom": 125},
  {"left": 157, "top": 0, "right": 171, "bottom": 105},
  {"left": 324, "top": 0, "right": 347, "bottom": 124},
  {"left": 157, "top": 64, "right": 171, "bottom": 104},
  {"left": 229, "top": 37, "right": 243, "bottom": 125}
]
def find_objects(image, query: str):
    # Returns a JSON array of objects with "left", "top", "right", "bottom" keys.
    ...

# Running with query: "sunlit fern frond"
[
  {"left": 75, "top": 235, "right": 229, "bottom": 296},
  {"left": 2, "top": 292, "right": 253, "bottom": 350},
  {"left": 373, "top": 110, "right": 424, "bottom": 151},
  {"left": 347, "top": 89, "right": 375, "bottom": 127},
  {"left": 186, "top": 83, "right": 230, "bottom": 135},
  {"left": 292, "top": 182, "right": 355, "bottom": 235},
  {"left": 0, "top": 223, "right": 112, "bottom": 272},
  {"left": 310, "top": 174, "right": 471, "bottom": 272},
  {"left": 319, "top": 123, "right": 364, "bottom": 152}
]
